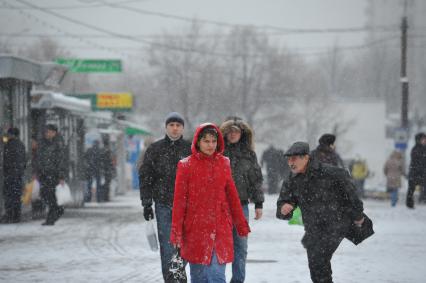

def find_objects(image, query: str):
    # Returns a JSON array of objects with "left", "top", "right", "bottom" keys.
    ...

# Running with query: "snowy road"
[{"left": 1, "top": 191, "right": 426, "bottom": 282}]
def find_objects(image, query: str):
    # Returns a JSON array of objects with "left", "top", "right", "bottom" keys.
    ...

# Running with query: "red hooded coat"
[{"left": 170, "top": 123, "right": 250, "bottom": 265}]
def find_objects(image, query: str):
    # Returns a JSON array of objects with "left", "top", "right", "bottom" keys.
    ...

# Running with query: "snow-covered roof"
[{"left": 31, "top": 90, "right": 91, "bottom": 114}]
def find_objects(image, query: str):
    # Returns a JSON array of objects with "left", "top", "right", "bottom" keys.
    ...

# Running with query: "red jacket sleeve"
[
  {"left": 225, "top": 161, "right": 251, "bottom": 237},
  {"left": 170, "top": 160, "right": 189, "bottom": 246}
]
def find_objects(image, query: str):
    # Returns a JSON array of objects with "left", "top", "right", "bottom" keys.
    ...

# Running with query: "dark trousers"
[
  {"left": 103, "top": 176, "right": 111, "bottom": 201},
  {"left": 406, "top": 179, "right": 418, "bottom": 208},
  {"left": 304, "top": 235, "right": 343, "bottom": 283},
  {"left": 39, "top": 175, "right": 63, "bottom": 224},
  {"left": 3, "top": 176, "right": 23, "bottom": 223}
]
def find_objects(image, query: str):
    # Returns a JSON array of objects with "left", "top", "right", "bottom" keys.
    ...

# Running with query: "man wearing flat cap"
[
  {"left": 139, "top": 112, "right": 191, "bottom": 281},
  {"left": 277, "top": 141, "right": 365, "bottom": 283}
]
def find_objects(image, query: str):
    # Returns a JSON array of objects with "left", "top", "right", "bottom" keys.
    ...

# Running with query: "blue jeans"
[
  {"left": 388, "top": 187, "right": 399, "bottom": 207},
  {"left": 155, "top": 203, "right": 175, "bottom": 281},
  {"left": 190, "top": 251, "right": 226, "bottom": 283},
  {"left": 231, "top": 204, "right": 249, "bottom": 283},
  {"left": 86, "top": 174, "right": 101, "bottom": 202}
]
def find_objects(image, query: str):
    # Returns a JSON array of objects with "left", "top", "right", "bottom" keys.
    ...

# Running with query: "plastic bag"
[
  {"left": 166, "top": 249, "right": 187, "bottom": 283},
  {"left": 56, "top": 182, "right": 72, "bottom": 205},
  {"left": 145, "top": 220, "right": 159, "bottom": 251},
  {"left": 288, "top": 207, "right": 303, "bottom": 225},
  {"left": 22, "top": 181, "right": 33, "bottom": 205},
  {"left": 31, "top": 179, "right": 40, "bottom": 201}
]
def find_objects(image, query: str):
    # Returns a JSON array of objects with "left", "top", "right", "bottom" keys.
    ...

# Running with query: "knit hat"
[
  {"left": 319, "top": 134, "right": 336, "bottom": 146},
  {"left": 46, "top": 124, "right": 58, "bottom": 132},
  {"left": 165, "top": 112, "right": 185, "bottom": 127}
]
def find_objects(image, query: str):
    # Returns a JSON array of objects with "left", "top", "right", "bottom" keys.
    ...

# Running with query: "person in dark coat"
[
  {"left": 261, "top": 145, "right": 286, "bottom": 194},
  {"left": 406, "top": 133, "right": 426, "bottom": 208},
  {"left": 220, "top": 118, "right": 264, "bottom": 283},
  {"left": 36, "top": 124, "right": 66, "bottom": 226},
  {"left": 100, "top": 137, "right": 114, "bottom": 202},
  {"left": 277, "top": 141, "right": 364, "bottom": 283},
  {"left": 310, "top": 133, "right": 345, "bottom": 168},
  {"left": 1, "top": 128, "right": 26, "bottom": 224},
  {"left": 139, "top": 112, "right": 191, "bottom": 282},
  {"left": 84, "top": 140, "right": 103, "bottom": 202}
]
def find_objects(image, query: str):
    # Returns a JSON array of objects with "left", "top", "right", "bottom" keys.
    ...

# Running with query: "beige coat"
[{"left": 384, "top": 151, "right": 405, "bottom": 189}]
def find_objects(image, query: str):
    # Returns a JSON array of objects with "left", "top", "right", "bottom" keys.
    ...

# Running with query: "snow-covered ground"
[{"left": 1, "top": 191, "right": 426, "bottom": 283}]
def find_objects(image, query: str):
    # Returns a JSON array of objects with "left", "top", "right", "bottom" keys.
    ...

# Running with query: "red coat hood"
[{"left": 191, "top": 123, "right": 225, "bottom": 156}]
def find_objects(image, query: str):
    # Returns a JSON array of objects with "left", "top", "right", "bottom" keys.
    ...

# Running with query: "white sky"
[{"left": 0, "top": 0, "right": 369, "bottom": 59}]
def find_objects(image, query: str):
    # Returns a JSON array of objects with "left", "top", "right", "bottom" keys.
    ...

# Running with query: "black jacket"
[
  {"left": 224, "top": 143, "right": 264, "bottom": 208},
  {"left": 277, "top": 157, "right": 363, "bottom": 243},
  {"left": 3, "top": 137, "right": 26, "bottom": 178},
  {"left": 36, "top": 135, "right": 67, "bottom": 180},
  {"left": 408, "top": 133, "right": 426, "bottom": 185},
  {"left": 139, "top": 135, "right": 191, "bottom": 207}
]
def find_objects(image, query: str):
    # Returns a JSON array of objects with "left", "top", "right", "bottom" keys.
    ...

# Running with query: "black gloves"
[{"left": 143, "top": 206, "right": 154, "bottom": 221}]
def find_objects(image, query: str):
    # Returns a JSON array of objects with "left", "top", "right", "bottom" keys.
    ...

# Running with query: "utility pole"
[{"left": 400, "top": 0, "right": 409, "bottom": 130}]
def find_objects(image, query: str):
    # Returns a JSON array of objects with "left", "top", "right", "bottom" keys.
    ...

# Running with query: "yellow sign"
[{"left": 96, "top": 92, "right": 133, "bottom": 110}]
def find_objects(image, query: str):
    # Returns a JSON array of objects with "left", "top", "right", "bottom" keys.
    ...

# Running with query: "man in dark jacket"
[
  {"left": 1, "top": 128, "right": 26, "bottom": 223},
  {"left": 277, "top": 142, "right": 364, "bottom": 283},
  {"left": 100, "top": 137, "right": 114, "bottom": 202},
  {"left": 139, "top": 112, "right": 191, "bottom": 281},
  {"left": 406, "top": 133, "right": 426, "bottom": 208},
  {"left": 84, "top": 140, "right": 102, "bottom": 202},
  {"left": 220, "top": 118, "right": 264, "bottom": 283},
  {"left": 310, "top": 134, "right": 345, "bottom": 168},
  {"left": 36, "top": 124, "right": 66, "bottom": 226}
]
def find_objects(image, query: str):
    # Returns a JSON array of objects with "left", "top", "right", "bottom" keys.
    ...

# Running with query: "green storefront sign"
[{"left": 56, "top": 58, "right": 122, "bottom": 73}]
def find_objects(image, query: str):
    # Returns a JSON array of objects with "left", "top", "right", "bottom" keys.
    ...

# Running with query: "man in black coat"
[
  {"left": 84, "top": 140, "right": 102, "bottom": 202},
  {"left": 261, "top": 145, "right": 285, "bottom": 194},
  {"left": 36, "top": 124, "right": 66, "bottom": 226},
  {"left": 277, "top": 142, "right": 364, "bottom": 283},
  {"left": 406, "top": 132, "right": 426, "bottom": 208},
  {"left": 1, "top": 128, "right": 26, "bottom": 223},
  {"left": 139, "top": 112, "right": 191, "bottom": 281}
]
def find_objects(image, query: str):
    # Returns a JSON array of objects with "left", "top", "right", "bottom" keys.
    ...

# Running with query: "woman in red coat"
[{"left": 170, "top": 123, "right": 250, "bottom": 282}]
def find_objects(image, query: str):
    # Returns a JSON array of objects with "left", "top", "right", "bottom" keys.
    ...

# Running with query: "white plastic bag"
[
  {"left": 145, "top": 220, "right": 159, "bottom": 252},
  {"left": 31, "top": 179, "right": 40, "bottom": 201},
  {"left": 56, "top": 182, "right": 72, "bottom": 205}
]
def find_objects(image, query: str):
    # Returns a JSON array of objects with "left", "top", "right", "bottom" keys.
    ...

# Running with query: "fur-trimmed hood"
[{"left": 220, "top": 119, "right": 255, "bottom": 151}]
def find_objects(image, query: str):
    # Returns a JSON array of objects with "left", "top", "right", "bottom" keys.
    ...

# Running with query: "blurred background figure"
[
  {"left": 84, "top": 140, "right": 102, "bottom": 202},
  {"left": 261, "top": 145, "right": 285, "bottom": 194},
  {"left": 100, "top": 137, "right": 115, "bottom": 202},
  {"left": 406, "top": 133, "right": 426, "bottom": 208},
  {"left": 350, "top": 156, "right": 370, "bottom": 198},
  {"left": 1, "top": 127, "right": 26, "bottom": 224},
  {"left": 384, "top": 150, "right": 405, "bottom": 207},
  {"left": 311, "top": 133, "right": 345, "bottom": 168}
]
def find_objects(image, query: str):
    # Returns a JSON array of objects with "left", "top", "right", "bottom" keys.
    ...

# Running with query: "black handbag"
[
  {"left": 345, "top": 213, "right": 375, "bottom": 245},
  {"left": 166, "top": 249, "right": 187, "bottom": 283}
]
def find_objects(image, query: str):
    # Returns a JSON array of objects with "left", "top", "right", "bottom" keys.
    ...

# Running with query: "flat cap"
[{"left": 284, "top": 141, "right": 310, "bottom": 156}]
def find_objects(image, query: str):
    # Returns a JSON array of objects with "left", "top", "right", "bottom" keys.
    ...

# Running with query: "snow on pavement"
[{"left": 1, "top": 191, "right": 425, "bottom": 282}]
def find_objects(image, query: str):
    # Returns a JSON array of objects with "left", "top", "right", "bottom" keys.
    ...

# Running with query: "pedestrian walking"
[
  {"left": 220, "top": 118, "right": 263, "bottom": 283},
  {"left": 100, "top": 137, "right": 114, "bottom": 202},
  {"left": 171, "top": 123, "right": 250, "bottom": 283},
  {"left": 261, "top": 145, "right": 286, "bottom": 194},
  {"left": 406, "top": 133, "right": 426, "bottom": 208},
  {"left": 1, "top": 128, "right": 26, "bottom": 224},
  {"left": 311, "top": 134, "right": 345, "bottom": 168},
  {"left": 277, "top": 141, "right": 366, "bottom": 283},
  {"left": 139, "top": 112, "right": 191, "bottom": 281},
  {"left": 349, "top": 156, "right": 369, "bottom": 198},
  {"left": 384, "top": 150, "right": 405, "bottom": 207},
  {"left": 36, "top": 124, "right": 66, "bottom": 226},
  {"left": 84, "top": 140, "right": 102, "bottom": 202}
]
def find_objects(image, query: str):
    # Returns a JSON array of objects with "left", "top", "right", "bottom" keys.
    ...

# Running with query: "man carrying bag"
[{"left": 277, "top": 141, "right": 374, "bottom": 283}]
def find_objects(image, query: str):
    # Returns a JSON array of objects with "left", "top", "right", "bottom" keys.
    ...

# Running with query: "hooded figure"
[
  {"left": 170, "top": 123, "right": 250, "bottom": 282},
  {"left": 220, "top": 118, "right": 264, "bottom": 282}
]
